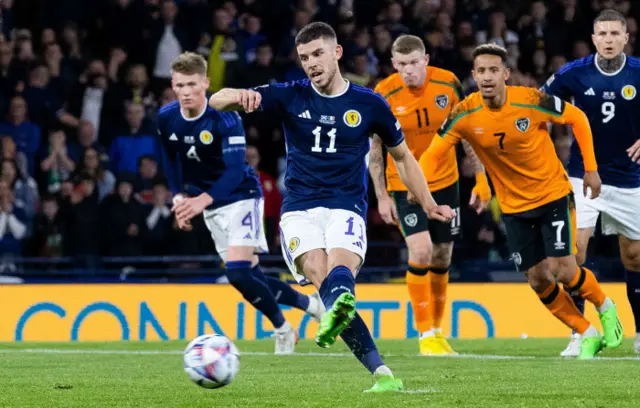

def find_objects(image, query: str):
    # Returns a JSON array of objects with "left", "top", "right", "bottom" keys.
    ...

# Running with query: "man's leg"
[
  {"left": 427, "top": 241, "right": 456, "bottom": 354},
  {"left": 225, "top": 247, "right": 296, "bottom": 354},
  {"left": 250, "top": 261, "right": 325, "bottom": 321},
  {"left": 619, "top": 235, "right": 640, "bottom": 352},
  {"left": 205, "top": 199, "right": 296, "bottom": 355},
  {"left": 561, "top": 226, "right": 594, "bottom": 357},
  {"left": 392, "top": 191, "right": 436, "bottom": 354},
  {"left": 543, "top": 195, "right": 622, "bottom": 355},
  {"left": 421, "top": 180, "right": 460, "bottom": 354}
]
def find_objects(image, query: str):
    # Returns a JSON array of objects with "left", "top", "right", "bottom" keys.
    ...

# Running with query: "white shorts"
[
  {"left": 203, "top": 198, "right": 269, "bottom": 262},
  {"left": 570, "top": 177, "right": 640, "bottom": 240},
  {"left": 279, "top": 208, "right": 367, "bottom": 285}
]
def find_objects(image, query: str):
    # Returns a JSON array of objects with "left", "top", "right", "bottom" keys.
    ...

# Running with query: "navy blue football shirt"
[
  {"left": 156, "top": 101, "right": 261, "bottom": 209},
  {"left": 254, "top": 79, "right": 405, "bottom": 217},
  {"left": 541, "top": 54, "right": 640, "bottom": 188}
]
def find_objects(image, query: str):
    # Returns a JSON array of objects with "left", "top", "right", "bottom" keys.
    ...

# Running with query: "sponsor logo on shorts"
[
  {"left": 511, "top": 252, "right": 522, "bottom": 267},
  {"left": 404, "top": 213, "right": 418, "bottom": 227},
  {"left": 554, "top": 241, "right": 566, "bottom": 250},
  {"left": 288, "top": 237, "right": 300, "bottom": 253}
]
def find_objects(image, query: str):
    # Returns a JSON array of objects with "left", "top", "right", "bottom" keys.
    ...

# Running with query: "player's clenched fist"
[
  {"left": 237, "top": 89, "right": 261, "bottom": 113},
  {"left": 426, "top": 205, "right": 456, "bottom": 223}
]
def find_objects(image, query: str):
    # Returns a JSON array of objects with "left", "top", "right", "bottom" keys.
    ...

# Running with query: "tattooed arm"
[
  {"left": 461, "top": 140, "right": 492, "bottom": 214},
  {"left": 369, "top": 135, "right": 398, "bottom": 224}
]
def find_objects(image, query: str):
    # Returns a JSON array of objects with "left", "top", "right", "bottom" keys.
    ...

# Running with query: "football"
[{"left": 183, "top": 334, "right": 240, "bottom": 389}]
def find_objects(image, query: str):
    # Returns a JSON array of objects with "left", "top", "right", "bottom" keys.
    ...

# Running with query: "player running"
[
  {"left": 369, "top": 34, "right": 491, "bottom": 356},
  {"left": 157, "top": 52, "right": 325, "bottom": 355},
  {"left": 422, "top": 44, "right": 623, "bottom": 360},
  {"left": 541, "top": 9, "right": 640, "bottom": 356},
  {"left": 210, "top": 22, "right": 454, "bottom": 391}
]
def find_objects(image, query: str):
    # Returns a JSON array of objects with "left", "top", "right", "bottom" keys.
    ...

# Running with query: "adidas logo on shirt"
[
  {"left": 298, "top": 110, "right": 311, "bottom": 119},
  {"left": 584, "top": 88, "right": 595, "bottom": 96},
  {"left": 169, "top": 133, "right": 178, "bottom": 141}
]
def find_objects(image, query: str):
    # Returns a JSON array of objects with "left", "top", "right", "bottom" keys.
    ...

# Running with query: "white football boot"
[
  {"left": 306, "top": 292, "right": 326, "bottom": 322},
  {"left": 274, "top": 321, "right": 297, "bottom": 355},
  {"left": 560, "top": 333, "right": 582, "bottom": 357}
]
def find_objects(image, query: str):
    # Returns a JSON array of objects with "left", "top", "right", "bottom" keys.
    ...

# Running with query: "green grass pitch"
[{"left": 1, "top": 339, "right": 638, "bottom": 408}]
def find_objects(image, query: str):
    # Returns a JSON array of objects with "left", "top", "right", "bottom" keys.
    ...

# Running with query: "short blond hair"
[
  {"left": 171, "top": 52, "right": 207, "bottom": 75},
  {"left": 392, "top": 35, "right": 426, "bottom": 55}
]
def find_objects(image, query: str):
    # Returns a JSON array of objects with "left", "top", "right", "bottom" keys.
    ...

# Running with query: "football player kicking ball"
[
  {"left": 211, "top": 23, "right": 455, "bottom": 391},
  {"left": 541, "top": 9, "right": 640, "bottom": 356},
  {"left": 370, "top": 34, "right": 491, "bottom": 356},
  {"left": 422, "top": 43, "right": 623, "bottom": 359},
  {"left": 157, "top": 52, "right": 325, "bottom": 355}
]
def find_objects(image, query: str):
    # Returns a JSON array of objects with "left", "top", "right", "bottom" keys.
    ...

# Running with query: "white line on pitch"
[{"left": 0, "top": 348, "right": 638, "bottom": 361}]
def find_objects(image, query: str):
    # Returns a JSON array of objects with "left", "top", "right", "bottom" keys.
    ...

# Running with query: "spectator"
[
  {"left": 100, "top": 172, "right": 144, "bottom": 256},
  {"left": 142, "top": 176, "right": 173, "bottom": 255},
  {"left": 0, "top": 95, "right": 41, "bottom": 175},
  {"left": 238, "top": 43, "right": 278, "bottom": 87},
  {"left": 0, "top": 42, "right": 18, "bottom": 114},
  {"left": 37, "top": 128, "right": 76, "bottom": 194},
  {"left": 119, "top": 64, "right": 156, "bottom": 116},
  {"left": 64, "top": 59, "right": 119, "bottom": 145},
  {"left": 149, "top": 0, "right": 190, "bottom": 94},
  {"left": 61, "top": 171, "right": 100, "bottom": 260},
  {"left": 246, "top": 145, "right": 281, "bottom": 251},
  {"left": 109, "top": 102, "right": 160, "bottom": 175},
  {"left": 344, "top": 53, "right": 374, "bottom": 87},
  {"left": 1, "top": 158, "right": 38, "bottom": 220},
  {"left": 68, "top": 120, "right": 108, "bottom": 165},
  {"left": 238, "top": 14, "right": 266, "bottom": 64},
  {"left": 476, "top": 10, "right": 519, "bottom": 51},
  {"left": 0, "top": 180, "right": 28, "bottom": 255},
  {"left": 30, "top": 194, "right": 64, "bottom": 257},
  {"left": 136, "top": 155, "right": 160, "bottom": 204},
  {"left": 77, "top": 147, "right": 115, "bottom": 201},
  {"left": 0, "top": 135, "right": 28, "bottom": 180},
  {"left": 21, "top": 64, "right": 62, "bottom": 130}
]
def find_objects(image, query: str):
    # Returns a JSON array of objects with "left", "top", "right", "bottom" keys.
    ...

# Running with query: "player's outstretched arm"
[
  {"left": 555, "top": 102, "right": 601, "bottom": 199},
  {"left": 209, "top": 88, "right": 262, "bottom": 113},
  {"left": 461, "top": 140, "right": 492, "bottom": 214},
  {"left": 388, "top": 140, "right": 454, "bottom": 223},
  {"left": 368, "top": 135, "right": 397, "bottom": 224}
]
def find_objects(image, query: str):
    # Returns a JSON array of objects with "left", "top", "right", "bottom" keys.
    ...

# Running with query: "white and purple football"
[{"left": 183, "top": 334, "right": 240, "bottom": 389}]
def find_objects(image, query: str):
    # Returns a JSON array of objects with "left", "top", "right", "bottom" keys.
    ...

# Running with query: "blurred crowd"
[{"left": 0, "top": 0, "right": 636, "bottom": 264}]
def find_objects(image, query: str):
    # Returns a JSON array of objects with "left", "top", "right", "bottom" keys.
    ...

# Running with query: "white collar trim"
[{"left": 311, "top": 79, "right": 350, "bottom": 98}]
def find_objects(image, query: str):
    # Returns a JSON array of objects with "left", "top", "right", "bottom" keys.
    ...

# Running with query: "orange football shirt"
[
  {"left": 422, "top": 86, "right": 597, "bottom": 214},
  {"left": 374, "top": 67, "right": 464, "bottom": 192}
]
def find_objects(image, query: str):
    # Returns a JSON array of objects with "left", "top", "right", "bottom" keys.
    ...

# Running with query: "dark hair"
[
  {"left": 137, "top": 155, "right": 156, "bottom": 169},
  {"left": 151, "top": 175, "right": 169, "bottom": 189},
  {"left": 594, "top": 9, "right": 627, "bottom": 29},
  {"left": 295, "top": 22, "right": 337, "bottom": 46},
  {"left": 472, "top": 43, "right": 508, "bottom": 63}
]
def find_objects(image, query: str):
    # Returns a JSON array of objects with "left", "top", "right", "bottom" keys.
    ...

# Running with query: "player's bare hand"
[
  {"left": 173, "top": 193, "right": 212, "bottom": 224},
  {"left": 426, "top": 205, "right": 455, "bottom": 223},
  {"left": 627, "top": 140, "right": 640, "bottom": 163},
  {"left": 583, "top": 171, "right": 601, "bottom": 199},
  {"left": 238, "top": 89, "right": 261, "bottom": 113},
  {"left": 406, "top": 191, "right": 417, "bottom": 204},
  {"left": 469, "top": 191, "right": 490, "bottom": 214},
  {"left": 377, "top": 194, "right": 398, "bottom": 225},
  {"left": 176, "top": 218, "right": 193, "bottom": 231}
]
